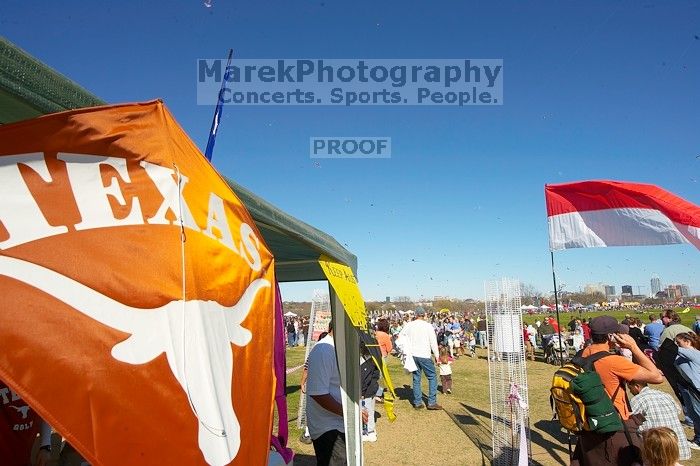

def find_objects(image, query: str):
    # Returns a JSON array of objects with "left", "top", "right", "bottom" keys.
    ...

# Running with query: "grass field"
[{"left": 283, "top": 311, "right": 700, "bottom": 466}]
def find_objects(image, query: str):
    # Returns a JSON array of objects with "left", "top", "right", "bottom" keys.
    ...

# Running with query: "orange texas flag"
[{"left": 0, "top": 101, "right": 276, "bottom": 466}]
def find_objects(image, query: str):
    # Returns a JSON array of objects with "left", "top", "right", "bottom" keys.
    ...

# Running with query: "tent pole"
[
  {"left": 550, "top": 251, "right": 564, "bottom": 366},
  {"left": 329, "top": 285, "right": 362, "bottom": 466}
]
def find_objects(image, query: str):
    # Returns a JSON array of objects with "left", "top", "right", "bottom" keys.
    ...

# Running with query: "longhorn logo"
[
  {"left": 0, "top": 256, "right": 269, "bottom": 466},
  {"left": 11, "top": 405, "right": 30, "bottom": 419}
]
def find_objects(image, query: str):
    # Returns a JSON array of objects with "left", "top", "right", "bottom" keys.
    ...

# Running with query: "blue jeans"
[
  {"left": 412, "top": 356, "right": 437, "bottom": 407},
  {"left": 680, "top": 385, "right": 700, "bottom": 443},
  {"left": 477, "top": 331, "right": 487, "bottom": 347}
]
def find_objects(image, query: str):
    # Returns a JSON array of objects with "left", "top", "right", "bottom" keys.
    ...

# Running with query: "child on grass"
[
  {"left": 465, "top": 331, "right": 477, "bottom": 358},
  {"left": 438, "top": 345, "right": 453, "bottom": 394}
]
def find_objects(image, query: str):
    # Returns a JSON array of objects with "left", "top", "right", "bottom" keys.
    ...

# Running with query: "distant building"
[
  {"left": 393, "top": 296, "right": 411, "bottom": 303},
  {"left": 584, "top": 283, "right": 606, "bottom": 295},
  {"left": 604, "top": 285, "right": 616, "bottom": 297},
  {"left": 621, "top": 285, "right": 633, "bottom": 295},
  {"left": 650, "top": 277, "right": 662, "bottom": 296},
  {"left": 385, "top": 296, "right": 391, "bottom": 303},
  {"left": 666, "top": 285, "right": 682, "bottom": 300},
  {"left": 664, "top": 284, "right": 690, "bottom": 300},
  {"left": 433, "top": 295, "right": 452, "bottom": 302}
]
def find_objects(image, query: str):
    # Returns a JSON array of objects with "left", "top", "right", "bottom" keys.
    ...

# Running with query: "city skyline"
[{"left": 280, "top": 267, "right": 699, "bottom": 302}]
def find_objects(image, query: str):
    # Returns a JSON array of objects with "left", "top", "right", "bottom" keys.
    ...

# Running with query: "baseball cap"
[
  {"left": 589, "top": 316, "right": 624, "bottom": 335},
  {"left": 415, "top": 307, "right": 426, "bottom": 316}
]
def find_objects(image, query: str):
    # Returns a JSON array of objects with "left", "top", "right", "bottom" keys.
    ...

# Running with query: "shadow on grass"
[
  {"left": 467, "top": 404, "right": 513, "bottom": 427},
  {"left": 443, "top": 403, "right": 493, "bottom": 464},
  {"left": 395, "top": 384, "right": 413, "bottom": 402},
  {"left": 286, "top": 384, "right": 301, "bottom": 395},
  {"left": 531, "top": 420, "right": 571, "bottom": 465},
  {"left": 533, "top": 419, "right": 570, "bottom": 444},
  {"left": 448, "top": 404, "right": 569, "bottom": 466},
  {"left": 396, "top": 383, "right": 443, "bottom": 407}
]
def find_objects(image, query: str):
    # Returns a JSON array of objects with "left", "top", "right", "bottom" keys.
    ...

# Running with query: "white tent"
[
  {"left": 539, "top": 305, "right": 551, "bottom": 310},
  {"left": 520, "top": 305, "right": 538, "bottom": 310},
  {"left": 283, "top": 311, "right": 298, "bottom": 317}
]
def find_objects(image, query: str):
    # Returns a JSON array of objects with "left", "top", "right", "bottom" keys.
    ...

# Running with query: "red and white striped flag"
[{"left": 545, "top": 180, "right": 700, "bottom": 251}]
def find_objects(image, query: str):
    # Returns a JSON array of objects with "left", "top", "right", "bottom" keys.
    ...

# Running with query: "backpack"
[{"left": 550, "top": 351, "right": 624, "bottom": 434}]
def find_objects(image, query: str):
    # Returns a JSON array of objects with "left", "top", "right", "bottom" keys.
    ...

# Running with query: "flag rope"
[{"left": 175, "top": 163, "right": 226, "bottom": 438}]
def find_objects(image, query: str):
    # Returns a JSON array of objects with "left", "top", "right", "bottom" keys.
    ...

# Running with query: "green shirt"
[{"left": 660, "top": 323, "right": 693, "bottom": 343}]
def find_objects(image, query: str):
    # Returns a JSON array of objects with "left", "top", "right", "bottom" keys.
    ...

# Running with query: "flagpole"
[
  {"left": 204, "top": 48, "right": 233, "bottom": 162},
  {"left": 550, "top": 251, "right": 564, "bottom": 367}
]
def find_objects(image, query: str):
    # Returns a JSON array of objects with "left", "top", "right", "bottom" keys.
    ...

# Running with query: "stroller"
[{"left": 544, "top": 334, "right": 570, "bottom": 365}]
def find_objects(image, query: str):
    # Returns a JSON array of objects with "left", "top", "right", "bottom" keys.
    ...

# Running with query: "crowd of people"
[
  {"left": 300, "top": 307, "right": 700, "bottom": 466},
  {"left": 285, "top": 315, "right": 310, "bottom": 348}
]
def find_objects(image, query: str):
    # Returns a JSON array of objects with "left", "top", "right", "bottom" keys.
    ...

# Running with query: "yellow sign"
[{"left": 318, "top": 255, "right": 367, "bottom": 330}]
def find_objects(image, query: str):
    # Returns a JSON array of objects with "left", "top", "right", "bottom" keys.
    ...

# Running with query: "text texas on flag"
[
  {"left": 545, "top": 180, "right": 700, "bottom": 251},
  {"left": 0, "top": 101, "right": 276, "bottom": 466}
]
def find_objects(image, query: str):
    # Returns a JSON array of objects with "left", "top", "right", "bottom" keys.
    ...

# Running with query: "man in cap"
[
  {"left": 571, "top": 316, "right": 664, "bottom": 466},
  {"left": 398, "top": 307, "right": 441, "bottom": 410}
]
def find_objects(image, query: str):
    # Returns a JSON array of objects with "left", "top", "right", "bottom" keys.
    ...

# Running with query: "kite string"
[{"left": 174, "top": 163, "right": 226, "bottom": 438}]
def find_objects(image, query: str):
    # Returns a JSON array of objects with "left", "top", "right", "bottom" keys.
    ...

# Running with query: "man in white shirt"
[
  {"left": 305, "top": 324, "right": 347, "bottom": 466},
  {"left": 399, "top": 307, "right": 442, "bottom": 410}
]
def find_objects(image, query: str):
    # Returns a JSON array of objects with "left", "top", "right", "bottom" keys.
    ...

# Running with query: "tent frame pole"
[
  {"left": 329, "top": 286, "right": 362, "bottom": 466},
  {"left": 550, "top": 251, "right": 565, "bottom": 367}
]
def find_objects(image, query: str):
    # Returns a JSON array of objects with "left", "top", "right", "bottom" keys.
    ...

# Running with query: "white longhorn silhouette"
[
  {"left": 11, "top": 404, "right": 30, "bottom": 419},
  {"left": 0, "top": 256, "right": 270, "bottom": 466}
]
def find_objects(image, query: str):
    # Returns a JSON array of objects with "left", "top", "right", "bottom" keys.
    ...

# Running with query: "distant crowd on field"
[{"left": 284, "top": 315, "right": 310, "bottom": 347}]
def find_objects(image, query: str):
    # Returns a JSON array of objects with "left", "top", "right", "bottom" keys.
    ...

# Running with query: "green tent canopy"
[{"left": 0, "top": 37, "right": 357, "bottom": 280}]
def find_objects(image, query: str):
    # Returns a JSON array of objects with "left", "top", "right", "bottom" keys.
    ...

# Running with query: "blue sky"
[{"left": 3, "top": 1, "right": 699, "bottom": 301}]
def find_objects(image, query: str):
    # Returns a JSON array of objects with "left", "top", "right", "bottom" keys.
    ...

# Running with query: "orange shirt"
[
  {"left": 375, "top": 331, "right": 393, "bottom": 357},
  {"left": 581, "top": 346, "right": 640, "bottom": 420}
]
